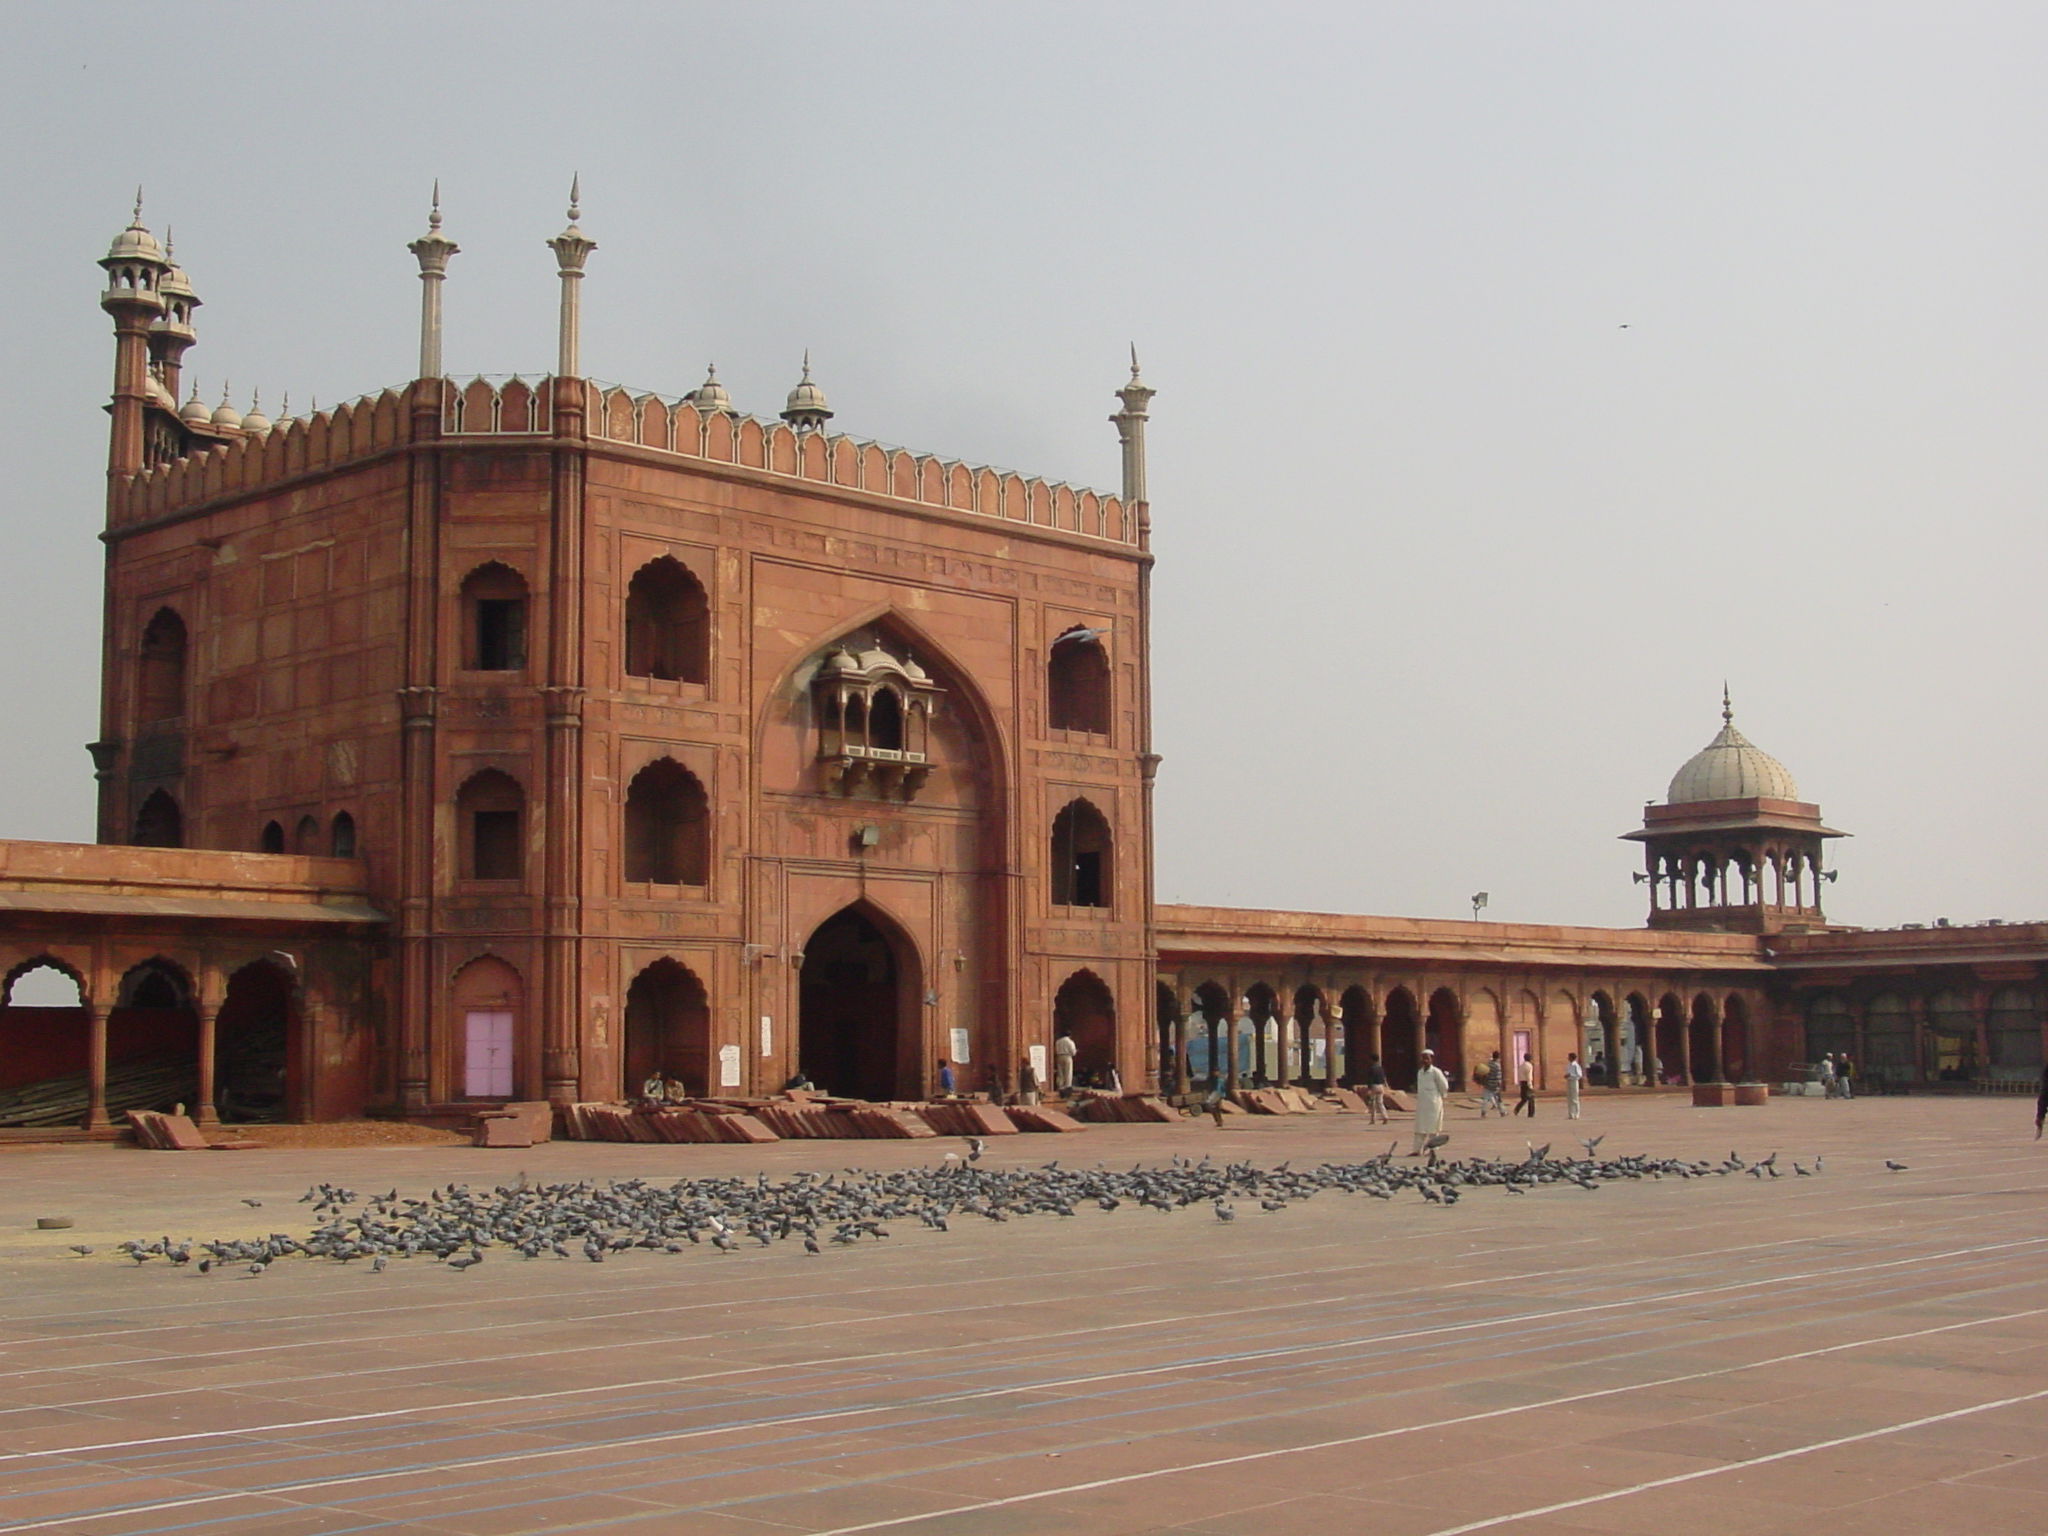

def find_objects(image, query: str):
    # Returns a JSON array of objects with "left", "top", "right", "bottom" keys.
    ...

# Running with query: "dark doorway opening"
[
  {"left": 1381, "top": 987, "right": 1420, "bottom": 1090},
  {"left": 798, "top": 907, "right": 918, "bottom": 1101},
  {"left": 216, "top": 960, "right": 296, "bottom": 1123},
  {"left": 624, "top": 959, "right": 711, "bottom": 1098},
  {"left": 1053, "top": 969, "right": 1117, "bottom": 1087}
]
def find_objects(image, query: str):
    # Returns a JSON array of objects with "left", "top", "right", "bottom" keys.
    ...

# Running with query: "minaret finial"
[
  {"left": 132, "top": 186, "right": 144, "bottom": 225},
  {"left": 1722, "top": 683, "right": 1733, "bottom": 724},
  {"left": 429, "top": 179, "right": 443, "bottom": 230},
  {"left": 1129, "top": 342, "right": 1142, "bottom": 379},
  {"left": 567, "top": 174, "right": 581, "bottom": 223}
]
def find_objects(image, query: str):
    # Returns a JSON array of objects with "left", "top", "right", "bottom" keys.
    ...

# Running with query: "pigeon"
[
  {"left": 68, "top": 1244, "right": 93, "bottom": 1256},
  {"left": 1213, "top": 1202, "right": 1236, "bottom": 1222},
  {"left": 1580, "top": 1135, "right": 1605, "bottom": 1156},
  {"left": 1886, "top": 1161, "right": 1910, "bottom": 1172}
]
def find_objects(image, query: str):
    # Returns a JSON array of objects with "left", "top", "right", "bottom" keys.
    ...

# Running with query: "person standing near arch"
[
  {"left": 1409, "top": 1049, "right": 1449, "bottom": 1156},
  {"left": 1565, "top": 1052, "right": 1585, "bottom": 1120},
  {"left": 1053, "top": 1030, "right": 1077, "bottom": 1094}
]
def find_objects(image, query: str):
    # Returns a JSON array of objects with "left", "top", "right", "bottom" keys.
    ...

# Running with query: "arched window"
[
  {"left": 869, "top": 687, "right": 905, "bottom": 751},
  {"left": 456, "top": 770, "right": 524, "bottom": 881},
  {"left": 460, "top": 564, "right": 528, "bottom": 672},
  {"left": 1050, "top": 799, "right": 1112, "bottom": 908},
  {"left": 623, "top": 758, "right": 709, "bottom": 886},
  {"left": 138, "top": 608, "right": 188, "bottom": 723},
  {"left": 133, "top": 789, "right": 183, "bottom": 848},
  {"left": 259, "top": 820, "right": 285, "bottom": 853},
  {"left": 1047, "top": 631, "right": 1111, "bottom": 735},
  {"left": 623, "top": 557, "right": 709, "bottom": 684},
  {"left": 330, "top": 811, "right": 357, "bottom": 859},
  {"left": 293, "top": 815, "right": 320, "bottom": 855}
]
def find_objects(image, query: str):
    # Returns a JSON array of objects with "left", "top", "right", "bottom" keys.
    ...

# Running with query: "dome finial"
[
  {"left": 429, "top": 178, "right": 443, "bottom": 231},
  {"left": 1129, "top": 341, "right": 1142, "bottom": 380},
  {"left": 132, "top": 186, "right": 144, "bottom": 225},
  {"left": 1722, "top": 681, "right": 1733, "bottom": 725}
]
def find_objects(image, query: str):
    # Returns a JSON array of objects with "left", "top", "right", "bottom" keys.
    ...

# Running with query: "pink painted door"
[{"left": 464, "top": 1009, "right": 514, "bottom": 1098}]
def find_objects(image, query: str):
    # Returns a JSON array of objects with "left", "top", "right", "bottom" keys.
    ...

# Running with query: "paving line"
[
  {"left": 0, "top": 1235, "right": 2039, "bottom": 1534},
  {"left": 791, "top": 1334, "right": 2048, "bottom": 1536},
  {"left": 11, "top": 1222, "right": 2036, "bottom": 1469}
]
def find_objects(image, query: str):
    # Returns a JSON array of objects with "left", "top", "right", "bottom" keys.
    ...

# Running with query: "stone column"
[
  {"left": 85, "top": 1005, "right": 109, "bottom": 1130},
  {"left": 195, "top": 1002, "right": 220, "bottom": 1127}
]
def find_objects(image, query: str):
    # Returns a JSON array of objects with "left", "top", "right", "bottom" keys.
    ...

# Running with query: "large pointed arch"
[{"left": 755, "top": 604, "right": 1012, "bottom": 806}]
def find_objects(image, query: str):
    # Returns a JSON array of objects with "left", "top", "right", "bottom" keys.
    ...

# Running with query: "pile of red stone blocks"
[
  {"left": 1070, "top": 1094, "right": 1183, "bottom": 1124},
  {"left": 562, "top": 1103, "right": 779, "bottom": 1143},
  {"left": 915, "top": 1100, "right": 1020, "bottom": 1137},
  {"left": 126, "top": 1110, "right": 262, "bottom": 1151}
]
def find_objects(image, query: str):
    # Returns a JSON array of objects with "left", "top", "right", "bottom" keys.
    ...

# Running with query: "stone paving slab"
[{"left": 3, "top": 1093, "right": 2045, "bottom": 1534}]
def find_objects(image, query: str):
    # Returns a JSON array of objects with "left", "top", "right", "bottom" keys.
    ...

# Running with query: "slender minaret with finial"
[
  {"left": 100, "top": 190, "right": 171, "bottom": 476},
  {"left": 546, "top": 176, "right": 597, "bottom": 379},
  {"left": 407, "top": 182, "right": 459, "bottom": 381},
  {"left": 1110, "top": 345, "right": 1155, "bottom": 508}
]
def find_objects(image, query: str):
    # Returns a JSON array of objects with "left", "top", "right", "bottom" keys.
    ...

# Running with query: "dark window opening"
[
  {"left": 475, "top": 599, "right": 525, "bottom": 671},
  {"left": 622, "top": 759, "right": 709, "bottom": 886},
  {"left": 472, "top": 811, "right": 520, "bottom": 880},
  {"left": 869, "top": 688, "right": 905, "bottom": 751},
  {"left": 460, "top": 564, "right": 529, "bottom": 672},
  {"left": 138, "top": 608, "right": 189, "bottom": 724},
  {"left": 133, "top": 789, "right": 183, "bottom": 848},
  {"left": 1047, "top": 633, "right": 1111, "bottom": 735},
  {"left": 624, "top": 557, "right": 710, "bottom": 684},
  {"left": 259, "top": 820, "right": 285, "bottom": 853},
  {"left": 1050, "top": 799, "right": 1112, "bottom": 909},
  {"left": 456, "top": 769, "right": 525, "bottom": 882},
  {"left": 330, "top": 811, "right": 357, "bottom": 859}
]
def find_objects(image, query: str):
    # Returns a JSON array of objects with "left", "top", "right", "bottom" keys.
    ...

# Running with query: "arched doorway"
[
  {"left": 1588, "top": 991, "right": 1619, "bottom": 1086},
  {"left": 0, "top": 959, "right": 89, "bottom": 1126},
  {"left": 1244, "top": 983, "right": 1279, "bottom": 1085},
  {"left": 798, "top": 906, "right": 920, "bottom": 1101},
  {"left": 1625, "top": 993, "right": 1653, "bottom": 1085},
  {"left": 1192, "top": 981, "right": 1232, "bottom": 1086},
  {"left": 1425, "top": 987, "right": 1464, "bottom": 1086},
  {"left": 1720, "top": 996, "right": 1750, "bottom": 1082},
  {"left": 1655, "top": 993, "right": 1686, "bottom": 1085},
  {"left": 215, "top": 960, "right": 297, "bottom": 1123},
  {"left": 1053, "top": 969, "right": 1116, "bottom": 1088},
  {"left": 450, "top": 956, "right": 522, "bottom": 1101},
  {"left": 110, "top": 959, "right": 199, "bottom": 1115},
  {"left": 1293, "top": 985, "right": 1325, "bottom": 1086},
  {"left": 1338, "top": 985, "right": 1373, "bottom": 1085},
  {"left": 1382, "top": 986, "right": 1420, "bottom": 1089},
  {"left": 1155, "top": 982, "right": 1182, "bottom": 1092},
  {"left": 1688, "top": 994, "right": 1720, "bottom": 1082},
  {"left": 624, "top": 959, "right": 711, "bottom": 1098}
]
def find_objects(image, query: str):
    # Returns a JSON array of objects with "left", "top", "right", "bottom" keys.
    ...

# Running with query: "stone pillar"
[
  {"left": 1224, "top": 995, "right": 1242, "bottom": 1093},
  {"left": 195, "top": 1003, "right": 220, "bottom": 1127},
  {"left": 85, "top": 1005, "right": 109, "bottom": 1130},
  {"left": 396, "top": 686, "right": 438, "bottom": 1111},
  {"left": 1276, "top": 1005, "right": 1294, "bottom": 1089}
]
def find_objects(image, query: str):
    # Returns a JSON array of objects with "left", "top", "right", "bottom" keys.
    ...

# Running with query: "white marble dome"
[{"left": 1667, "top": 700, "right": 1799, "bottom": 804}]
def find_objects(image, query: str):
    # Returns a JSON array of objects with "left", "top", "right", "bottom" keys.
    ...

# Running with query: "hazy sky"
[{"left": 2, "top": 4, "right": 2043, "bottom": 931}]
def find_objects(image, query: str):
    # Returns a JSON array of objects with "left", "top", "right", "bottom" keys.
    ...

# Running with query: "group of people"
[
  {"left": 1476, "top": 1050, "right": 1539, "bottom": 1119},
  {"left": 1813, "top": 1052, "right": 1856, "bottom": 1098}
]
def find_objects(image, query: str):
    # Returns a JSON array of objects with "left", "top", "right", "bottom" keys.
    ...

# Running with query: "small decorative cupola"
[
  {"left": 209, "top": 382, "right": 242, "bottom": 432},
  {"left": 1624, "top": 688, "right": 1847, "bottom": 934},
  {"left": 688, "top": 363, "right": 733, "bottom": 414},
  {"left": 179, "top": 384, "right": 211, "bottom": 425},
  {"left": 781, "top": 352, "right": 833, "bottom": 432},
  {"left": 239, "top": 389, "right": 271, "bottom": 436},
  {"left": 811, "top": 633, "right": 942, "bottom": 800}
]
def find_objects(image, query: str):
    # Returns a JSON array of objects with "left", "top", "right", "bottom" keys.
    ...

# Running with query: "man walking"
[
  {"left": 1837, "top": 1055, "right": 1854, "bottom": 1100},
  {"left": 1409, "top": 1049, "right": 1450, "bottom": 1156},
  {"left": 1564, "top": 1051, "right": 1584, "bottom": 1120},
  {"left": 1361, "top": 1053, "right": 1389, "bottom": 1124},
  {"left": 1817, "top": 1053, "right": 1837, "bottom": 1098},
  {"left": 1478, "top": 1050, "right": 1505, "bottom": 1118},
  {"left": 1513, "top": 1051, "right": 1537, "bottom": 1117}
]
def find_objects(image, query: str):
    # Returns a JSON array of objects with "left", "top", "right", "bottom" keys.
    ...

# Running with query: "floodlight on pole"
[{"left": 1470, "top": 892, "right": 1489, "bottom": 921}]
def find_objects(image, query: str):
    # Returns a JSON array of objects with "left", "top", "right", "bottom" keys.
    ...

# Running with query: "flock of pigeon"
[{"left": 85, "top": 1135, "right": 1897, "bottom": 1276}]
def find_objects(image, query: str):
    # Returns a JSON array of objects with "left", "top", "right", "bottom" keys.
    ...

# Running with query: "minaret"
[
  {"left": 150, "top": 229, "right": 201, "bottom": 404},
  {"left": 1110, "top": 345, "right": 1155, "bottom": 507},
  {"left": 99, "top": 192, "right": 171, "bottom": 476},
  {"left": 406, "top": 182, "right": 458, "bottom": 380},
  {"left": 545, "top": 176, "right": 596, "bottom": 379},
  {"left": 780, "top": 352, "right": 833, "bottom": 432}
]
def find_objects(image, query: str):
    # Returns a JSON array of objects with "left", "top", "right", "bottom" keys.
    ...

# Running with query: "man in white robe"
[{"left": 1410, "top": 1048, "right": 1450, "bottom": 1155}]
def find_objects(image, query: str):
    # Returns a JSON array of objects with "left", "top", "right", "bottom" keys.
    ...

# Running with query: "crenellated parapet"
[{"left": 110, "top": 374, "right": 1134, "bottom": 545}]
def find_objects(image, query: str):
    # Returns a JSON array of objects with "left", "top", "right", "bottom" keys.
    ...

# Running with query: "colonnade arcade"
[
  {"left": 0, "top": 947, "right": 304, "bottom": 1130},
  {"left": 1802, "top": 981, "right": 2047, "bottom": 1091},
  {"left": 1154, "top": 972, "right": 1769, "bottom": 1096}
]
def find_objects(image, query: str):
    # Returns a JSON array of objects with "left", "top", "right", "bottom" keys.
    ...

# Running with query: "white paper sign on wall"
[
  {"left": 1028, "top": 1043, "right": 1048, "bottom": 1081},
  {"left": 949, "top": 1026, "right": 970, "bottom": 1065},
  {"left": 718, "top": 1043, "right": 741, "bottom": 1088},
  {"left": 760, "top": 1015, "right": 773, "bottom": 1057}
]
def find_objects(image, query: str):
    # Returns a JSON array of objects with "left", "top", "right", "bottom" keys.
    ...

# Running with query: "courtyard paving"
[{"left": 2, "top": 1091, "right": 2044, "bottom": 1535}]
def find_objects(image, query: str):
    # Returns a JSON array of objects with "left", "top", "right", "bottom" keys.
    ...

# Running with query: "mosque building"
[{"left": 0, "top": 193, "right": 2039, "bottom": 1136}]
